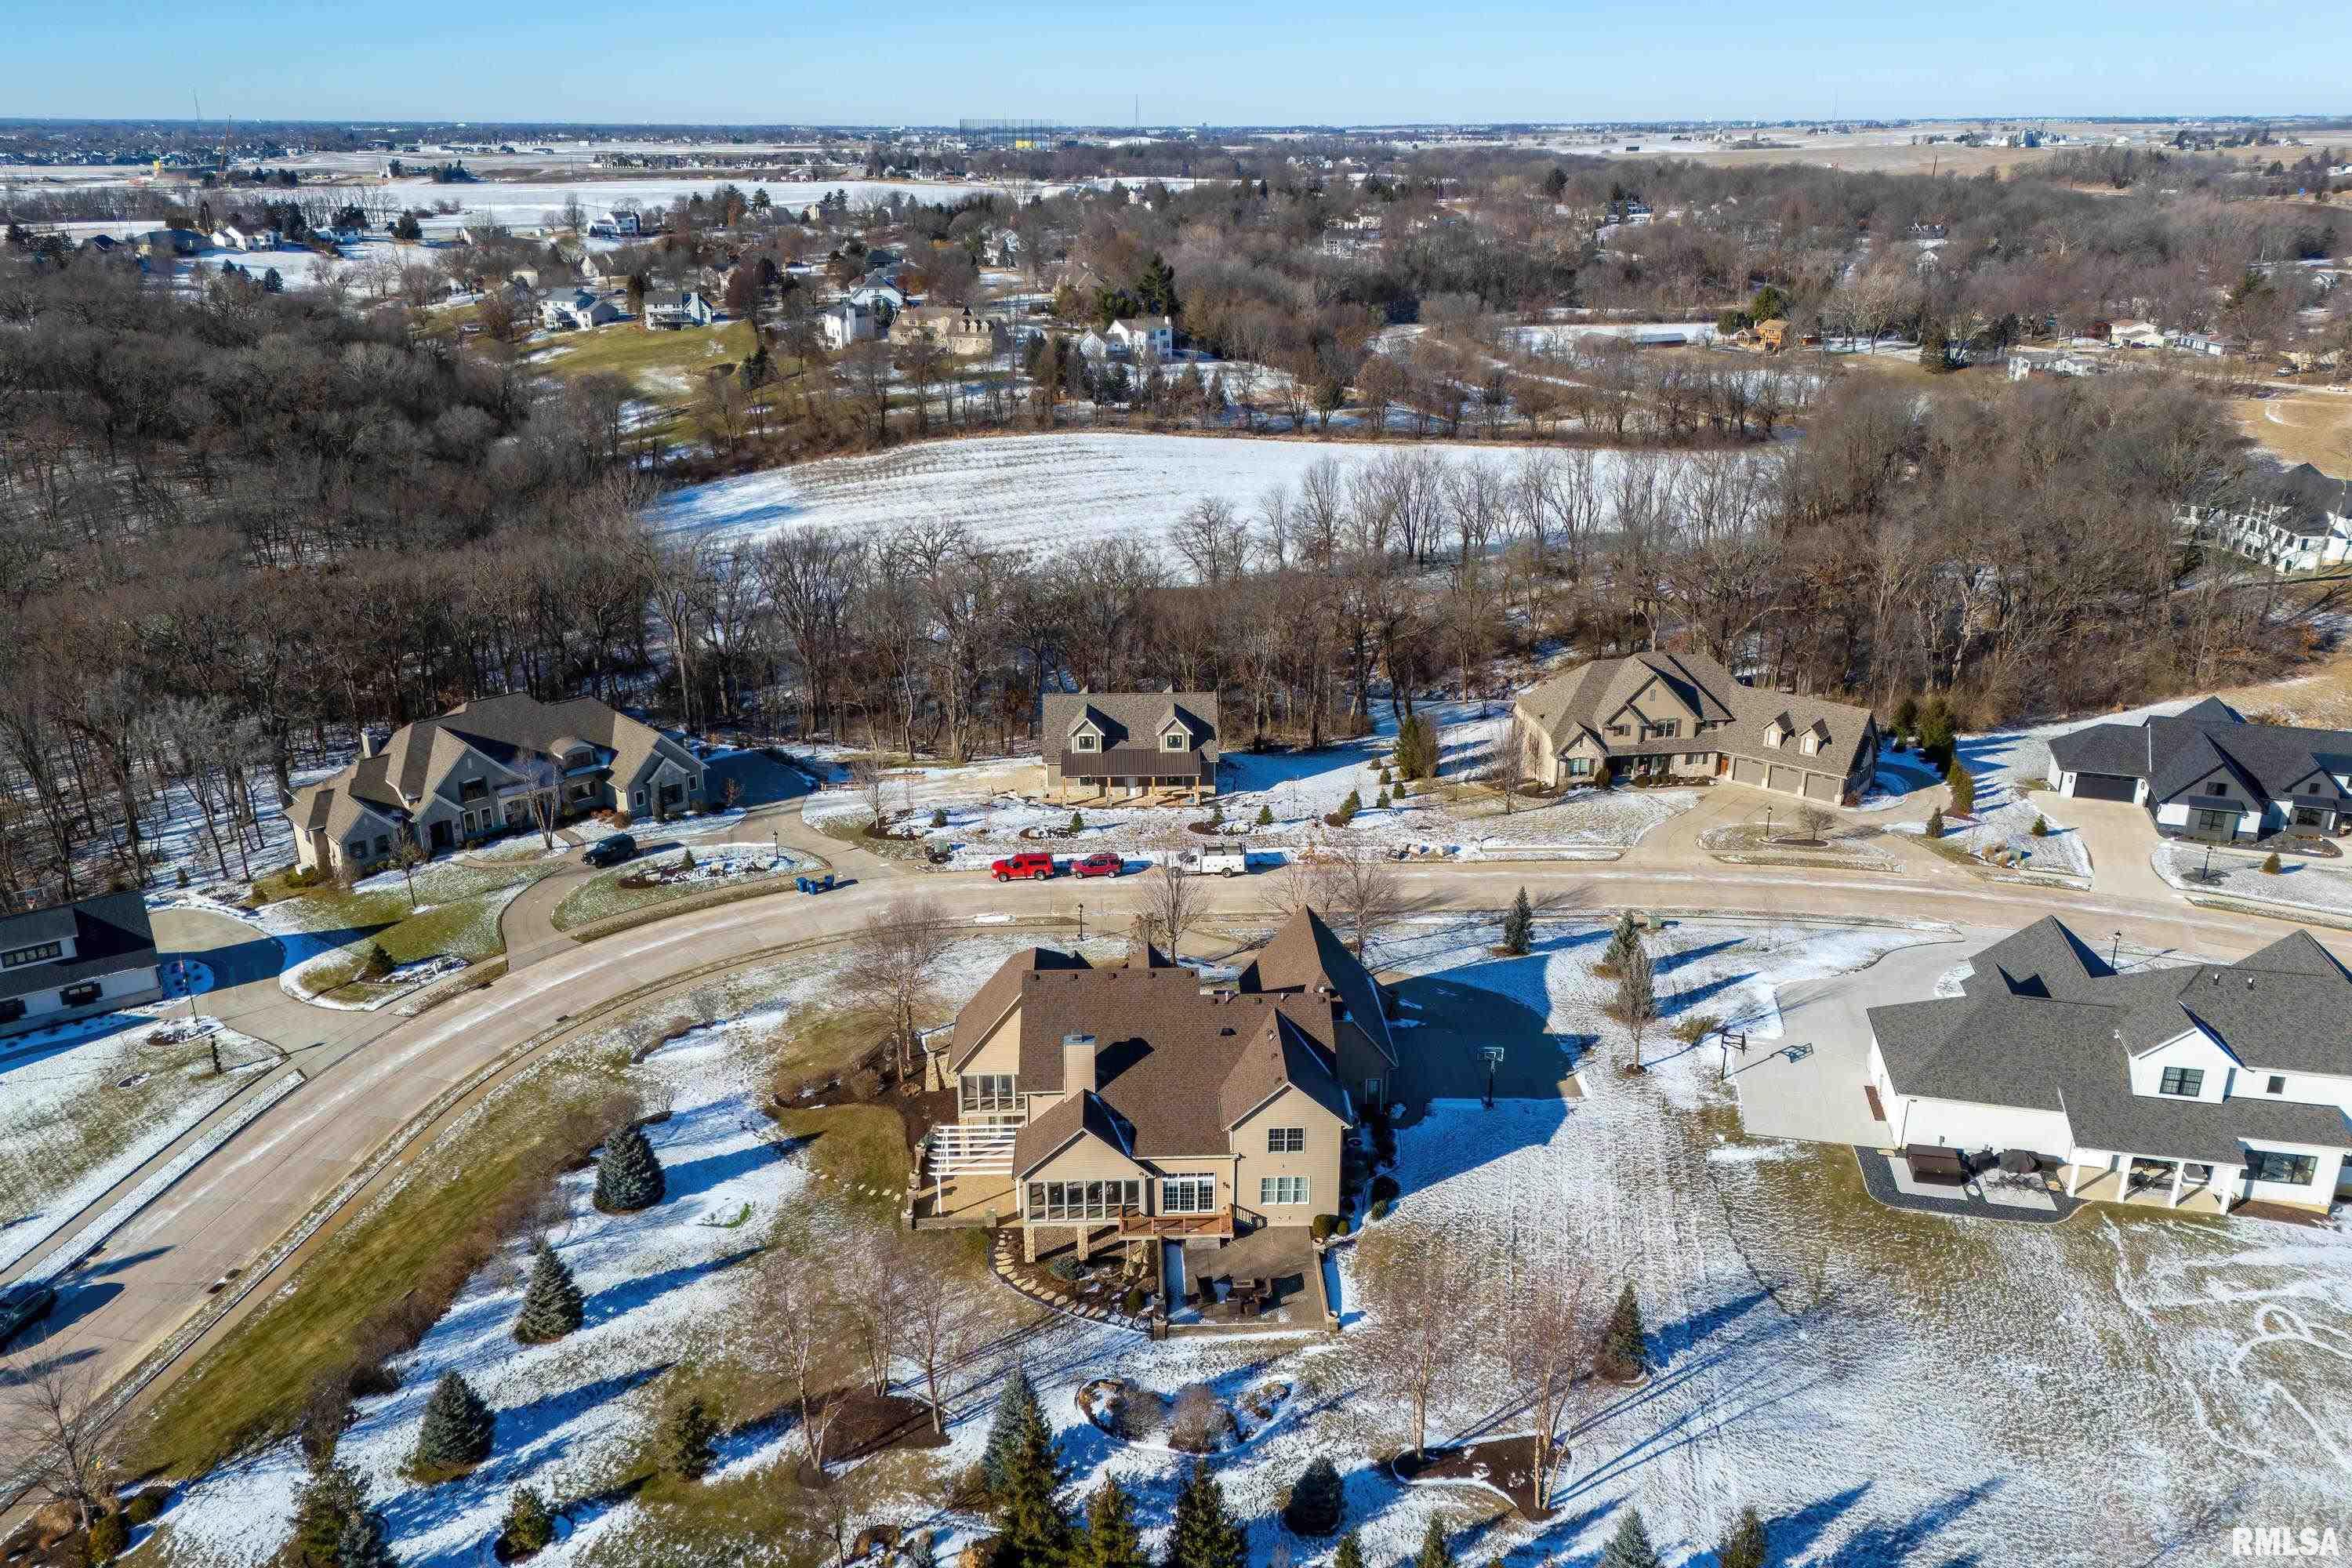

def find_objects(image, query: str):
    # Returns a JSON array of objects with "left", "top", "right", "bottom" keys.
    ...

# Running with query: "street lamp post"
[
  {"left": 1078, "top": 902, "right": 1085, "bottom": 942},
  {"left": 2112, "top": 931, "right": 2123, "bottom": 970}
]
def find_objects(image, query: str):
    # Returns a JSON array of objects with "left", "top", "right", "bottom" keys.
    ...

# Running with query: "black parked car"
[
  {"left": 583, "top": 833, "right": 638, "bottom": 869},
  {"left": 0, "top": 1281, "right": 56, "bottom": 1348}
]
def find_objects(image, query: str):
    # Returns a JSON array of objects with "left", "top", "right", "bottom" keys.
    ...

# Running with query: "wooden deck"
[{"left": 1116, "top": 1207, "right": 1235, "bottom": 1240}]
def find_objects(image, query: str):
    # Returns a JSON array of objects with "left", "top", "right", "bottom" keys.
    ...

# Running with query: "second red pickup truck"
[{"left": 989, "top": 851, "right": 1058, "bottom": 881}]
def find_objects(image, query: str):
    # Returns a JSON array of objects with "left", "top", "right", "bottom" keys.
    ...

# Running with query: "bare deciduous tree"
[
  {"left": 1356, "top": 1221, "right": 1488, "bottom": 1457},
  {"left": 1495, "top": 1253, "right": 1602, "bottom": 1510},
  {"left": 845, "top": 894, "right": 949, "bottom": 1080},
  {"left": 1317, "top": 827, "right": 1408, "bottom": 959},
  {"left": 1142, "top": 830, "right": 1204, "bottom": 959},
  {"left": 0, "top": 1362, "right": 118, "bottom": 1533},
  {"left": 759, "top": 1251, "right": 843, "bottom": 1470}
]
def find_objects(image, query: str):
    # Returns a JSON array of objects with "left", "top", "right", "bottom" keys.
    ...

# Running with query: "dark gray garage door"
[{"left": 2071, "top": 772, "right": 2137, "bottom": 803}]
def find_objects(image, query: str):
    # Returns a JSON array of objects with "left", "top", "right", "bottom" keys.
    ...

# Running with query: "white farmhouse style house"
[
  {"left": 2049, "top": 696, "right": 2352, "bottom": 843},
  {"left": 2175, "top": 463, "right": 2352, "bottom": 575},
  {"left": 1868, "top": 917, "right": 2352, "bottom": 1215}
]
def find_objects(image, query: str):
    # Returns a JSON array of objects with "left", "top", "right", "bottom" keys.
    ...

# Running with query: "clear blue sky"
[{"left": 7, "top": 0, "right": 2337, "bottom": 125}]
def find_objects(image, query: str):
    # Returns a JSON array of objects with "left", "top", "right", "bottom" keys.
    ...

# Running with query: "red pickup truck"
[{"left": 989, "top": 851, "right": 1058, "bottom": 882}]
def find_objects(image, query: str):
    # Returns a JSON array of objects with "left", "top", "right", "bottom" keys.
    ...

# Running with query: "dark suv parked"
[{"left": 583, "top": 833, "right": 638, "bottom": 868}]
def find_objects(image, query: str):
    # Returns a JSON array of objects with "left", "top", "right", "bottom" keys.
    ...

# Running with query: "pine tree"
[
  {"left": 1069, "top": 811, "right": 1086, "bottom": 833},
  {"left": 1715, "top": 1507, "right": 1768, "bottom": 1568},
  {"left": 1599, "top": 910, "right": 1639, "bottom": 975},
  {"left": 336, "top": 1505, "right": 398, "bottom": 1568},
  {"left": 2263, "top": 851, "right": 2283, "bottom": 874},
  {"left": 1599, "top": 1510, "right": 1660, "bottom": 1568},
  {"left": 410, "top": 1371, "right": 495, "bottom": 1472},
  {"left": 1413, "top": 1517, "right": 1455, "bottom": 1568},
  {"left": 1337, "top": 789, "right": 1361, "bottom": 824},
  {"left": 1501, "top": 887, "right": 1534, "bottom": 956},
  {"left": 291, "top": 1461, "right": 368, "bottom": 1567},
  {"left": 2031, "top": 815, "right": 2049, "bottom": 838},
  {"left": 1076, "top": 1473, "right": 1149, "bottom": 1568},
  {"left": 1599, "top": 1283, "right": 1649, "bottom": 1382},
  {"left": 499, "top": 1488, "right": 557, "bottom": 1556},
  {"left": 1281, "top": 1454, "right": 1345, "bottom": 1536},
  {"left": 593, "top": 1123, "right": 665, "bottom": 1213},
  {"left": 993, "top": 1373, "right": 1071, "bottom": 1568},
  {"left": 1255, "top": 804, "right": 1274, "bottom": 827},
  {"left": 1947, "top": 763, "right": 1975, "bottom": 816},
  {"left": 514, "top": 1239, "right": 585, "bottom": 1344},
  {"left": 1926, "top": 807, "right": 1946, "bottom": 840},
  {"left": 1332, "top": 1534, "right": 1367, "bottom": 1568},
  {"left": 1165, "top": 1462, "right": 1244, "bottom": 1568},
  {"left": 669, "top": 1398, "right": 719, "bottom": 1480},
  {"left": 981, "top": 1365, "right": 1041, "bottom": 1493}
]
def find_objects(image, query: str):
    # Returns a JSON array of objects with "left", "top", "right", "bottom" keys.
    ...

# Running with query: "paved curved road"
[{"left": 3, "top": 783, "right": 2335, "bottom": 1457}]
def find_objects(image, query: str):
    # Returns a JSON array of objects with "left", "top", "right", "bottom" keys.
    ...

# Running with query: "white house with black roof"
[
  {"left": 0, "top": 892, "right": 163, "bottom": 1037},
  {"left": 2176, "top": 463, "right": 2352, "bottom": 575},
  {"left": 1867, "top": 916, "right": 2352, "bottom": 1215},
  {"left": 2049, "top": 697, "right": 2352, "bottom": 843}
]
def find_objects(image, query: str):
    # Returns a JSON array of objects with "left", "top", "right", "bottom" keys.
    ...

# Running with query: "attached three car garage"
[{"left": 2065, "top": 771, "right": 2140, "bottom": 803}]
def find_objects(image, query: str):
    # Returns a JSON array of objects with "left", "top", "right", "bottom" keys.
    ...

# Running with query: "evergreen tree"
[
  {"left": 1501, "top": 887, "right": 1534, "bottom": 956},
  {"left": 669, "top": 1398, "right": 719, "bottom": 1481},
  {"left": 499, "top": 1488, "right": 557, "bottom": 1556},
  {"left": 1599, "top": 1283, "right": 1649, "bottom": 1382},
  {"left": 1165, "top": 1462, "right": 1244, "bottom": 1568},
  {"left": 336, "top": 1505, "right": 398, "bottom": 1568},
  {"left": 291, "top": 1461, "right": 368, "bottom": 1567},
  {"left": 1599, "top": 910, "right": 1640, "bottom": 975},
  {"left": 1255, "top": 804, "right": 1274, "bottom": 827},
  {"left": 1926, "top": 807, "right": 1946, "bottom": 840},
  {"left": 593, "top": 1124, "right": 665, "bottom": 1213},
  {"left": 1076, "top": 1473, "right": 1149, "bottom": 1568},
  {"left": 1599, "top": 1510, "right": 1660, "bottom": 1568},
  {"left": 514, "top": 1239, "right": 585, "bottom": 1344},
  {"left": 1414, "top": 1517, "right": 1455, "bottom": 1568},
  {"left": 1337, "top": 789, "right": 1361, "bottom": 823},
  {"left": 1282, "top": 1454, "right": 1345, "bottom": 1536},
  {"left": 1947, "top": 763, "right": 1975, "bottom": 816},
  {"left": 1394, "top": 714, "right": 1439, "bottom": 781},
  {"left": 981, "top": 1365, "right": 1041, "bottom": 1493},
  {"left": 1332, "top": 1533, "right": 1367, "bottom": 1568},
  {"left": 993, "top": 1373, "right": 1072, "bottom": 1568},
  {"left": 1715, "top": 1507, "right": 1768, "bottom": 1568},
  {"left": 410, "top": 1371, "right": 495, "bottom": 1472}
]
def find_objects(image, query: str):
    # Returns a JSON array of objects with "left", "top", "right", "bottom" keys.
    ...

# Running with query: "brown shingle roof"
[
  {"left": 1042, "top": 691, "right": 1219, "bottom": 757},
  {"left": 1514, "top": 651, "right": 1873, "bottom": 779}
]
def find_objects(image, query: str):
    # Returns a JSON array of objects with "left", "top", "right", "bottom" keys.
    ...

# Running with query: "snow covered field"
[
  {"left": 655, "top": 435, "right": 1677, "bottom": 569},
  {"left": 807, "top": 705, "right": 1697, "bottom": 867},
  {"left": 0, "top": 1014, "right": 278, "bottom": 1273}
]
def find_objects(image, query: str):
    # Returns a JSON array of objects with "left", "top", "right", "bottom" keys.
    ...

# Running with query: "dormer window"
[
  {"left": 1801, "top": 734, "right": 1820, "bottom": 755},
  {"left": 1074, "top": 735, "right": 1098, "bottom": 752},
  {"left": 1764, "top": 728, "right": 1784, "bottom": 748},
  {"left": 1161, "top": 732, "right": 1186, "bottom": 751}
]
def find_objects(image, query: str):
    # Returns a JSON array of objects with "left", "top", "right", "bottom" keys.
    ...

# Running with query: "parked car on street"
[
  {"left": 583, "top": 833, "right": 637, "bottom": 868},
  {"left": 0, "top": 1281, "right": 57, "bottom": 1348},
  {"left": 1073, "top": 851, "right": 1125, "bottom": 878},
  {"left": 989, "top": 851, "right": 1058, "bottom": 881}
]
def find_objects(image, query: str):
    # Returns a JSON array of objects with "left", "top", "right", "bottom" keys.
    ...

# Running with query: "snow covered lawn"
[
  {"left": 1895, "top": 794, "right": 2091, "bottom": 881},
  {"left": 151, "top": 1030, "right": 805, "bottom": 1567},
  {"left": 256, "top": 859, "right": 566, "bottom": 1004},
  {"left": 654, "top": 435, "right": 1690, "bottom": 572},
  {"left": 0, "top": 1015, "right": 278, "bottom": 1273},
  {"left": 2155, "top": 840, "right": 2352, "bottom": 914},
  {"left": 551, "top": 842, "right": 811, "bottom": 931}
]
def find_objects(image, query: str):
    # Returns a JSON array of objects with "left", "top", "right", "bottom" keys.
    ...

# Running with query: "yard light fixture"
[
  {"left": 2112, "top": 931, "right": 2123, "bottom": 970},
  {"left": 1078, "top": 902, "right": 1086, "bottom": 942}
]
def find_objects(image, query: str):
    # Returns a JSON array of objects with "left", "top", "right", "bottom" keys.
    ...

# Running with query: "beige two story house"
[
  {"left": 1513, "top": 651, "right": 1878, "bottom": 804},
  {"left": 924, "top": 906, "right": 1402, "bottom": 1261},
  {"left": 1040, "top": 690, "right": 1220, "bottom": 802},
  {"left": 286, "top": 694, "right": 706, "bottom": 879}
]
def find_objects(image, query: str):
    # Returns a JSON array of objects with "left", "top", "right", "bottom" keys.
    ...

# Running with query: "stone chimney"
[{"left": 1062, "top": 1032, "right": 1097, "bottom": 1096}]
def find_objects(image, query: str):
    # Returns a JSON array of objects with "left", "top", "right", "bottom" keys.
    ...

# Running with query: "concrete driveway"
[
  {"left": 1729, "top": 931, "right": 2003, "bottom": 1146},
  {"left": 2053, "top": 795, "right": 2177, "bottom": 903}
]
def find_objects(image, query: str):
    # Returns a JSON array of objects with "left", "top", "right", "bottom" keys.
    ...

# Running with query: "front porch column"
[
  {"left": 1077, "top": 1225, "right": 1091, "bottom": 1262},
  {"left": 1022, "top": 1225, "right": 1036, "bottom": 1263},
  {"left": 2213, "top": 1164, "right": 2239, "bottom": 1213},
  {"left": 2066, "top": 1156, "right": 2084, "bottom": 1197},
  {"left": 2169, "top": 1161, "right": 2186, "bottom": 1208}
]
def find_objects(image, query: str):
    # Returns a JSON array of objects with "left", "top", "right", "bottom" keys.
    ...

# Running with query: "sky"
[{"left": 4, "top": 0, "right": 2340, "bottom": 126}]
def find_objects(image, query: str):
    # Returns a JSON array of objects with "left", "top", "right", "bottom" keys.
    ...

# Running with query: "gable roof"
[
  {"left": 1514, "top": 651, "right": 1872, "bottom": 775},
  {"left": 1239, "top": 905, "right": 1395, "bottom": 1065},
  {"left": 2051, "top": 699, "right": 2352, "bottom": 808},
  {"left": 1042, "top": 691, "right": 1218, "bottom": 754},
  {"left": 0, "top": 891, "right": 158, "bottom": 1004}
]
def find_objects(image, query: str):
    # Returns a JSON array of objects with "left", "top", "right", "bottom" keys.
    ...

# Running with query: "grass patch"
[{"left": 131, "top": 1059, "right": 634, "bottom": 1478}]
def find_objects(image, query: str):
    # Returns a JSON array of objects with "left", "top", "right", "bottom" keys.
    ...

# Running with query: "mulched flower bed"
[
  {"left": 1079, "top": 1377, "right": 1293, "bottom": 1454},
  {"left": 827, "top": 1389, "right": 951, "bottom": 1463},
  {"left": 1390, "top": 1433, "right": 1555, "bottom": 1519}
]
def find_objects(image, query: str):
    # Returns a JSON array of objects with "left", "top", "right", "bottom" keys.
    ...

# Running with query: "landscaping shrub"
[
  {"left": 411, "top": 1370, "right": 496, "bottom": 1473},
  {"left": 1169, "top": 1383, "right": 1233, "bottom": 1452},
  {"left": 2031, "top": 815, "right": 2049, "bottom": 837},
  {"left": 1369, "top": 1174, "right": 1399, "bottom": 1204},
  {"left": 593, "top": 1123, "right": 666, "bottom": 1213},
  {"left": 86, "top": 1512, "right": 129, "bottom": 1562},
  {"left": 1947, "top": 763, "right": 1975, "bottom": 815},
  {"left": 1047, "top": 1255, "right": 1085, "bottom": 1283},
  {"left": 1255, "top": 804, "right": 1274, "bottom": 827},
  {"left": 1926, "top": 807, "right": 1946, "bottom": 840},
  {"left": 668, "top": 1398, "right": 720, "bottom": 1480},
  {"left": 2263, "top": 851, "right": 2283, "bottom": 874},
  {"left": 1338, "top": 789, "right": 1362, "bottom": 823},
  {"left": 1283, "top": 1454, "right": 1346, "bottom": 1535},
  {"left": 1375, "top": 789, "right": 1390, "bottom": 808},
  {"left": 513, "top": 1238, "right": 585, "bottom": 1344},
  {"left": 124, "top": 1489, "right": 168, "bottom": 1526},
  {"left": 500, "top": 1486, "right": 558, "bottom": 1557},
  {"left": 1596, "top": 1283, "right": 1649, "bottom": 1383},
  {"left": 1122, "top": 1286, "right": 1148, "bottom": 1316},
  {"left": 931, "top": 808, "right": 949, "bottom": 828},
  {"left": 1369, "top": 1198, "right": 1392, "bottom": 1221},
  {"left": 679, "top": 846, "right": 695, "bottom": 870},
  {"left": 1671, "top": 1012, "right": 1722, "bottom": 1045},
  {"left": 1309, "top": 1213, "right": 1341, "bottom": 1242}
]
